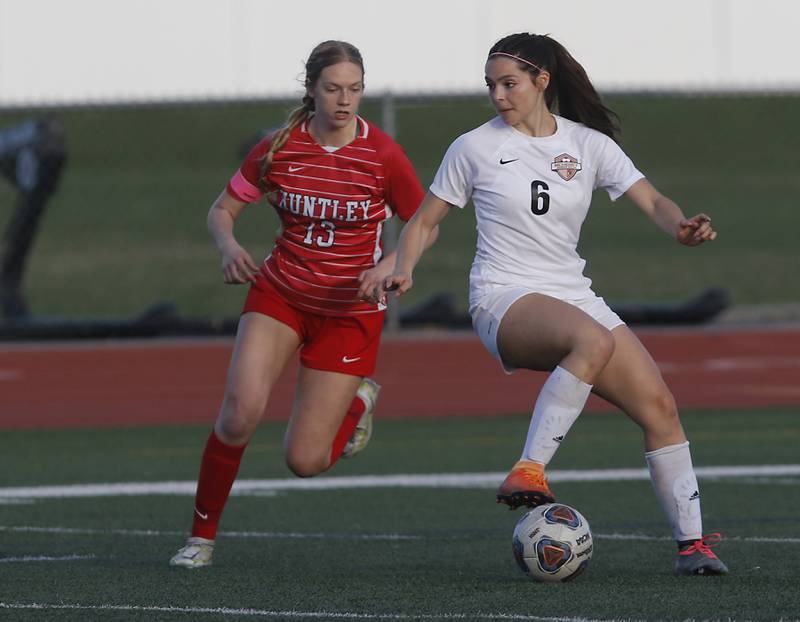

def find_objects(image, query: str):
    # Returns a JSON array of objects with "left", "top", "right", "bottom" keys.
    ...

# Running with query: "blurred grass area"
[
  {"left": 0, "top": 95, "right": 798, "bottom": 318},
  {"left": 2, "top": 408, "right": 798, "bottom": 486}
]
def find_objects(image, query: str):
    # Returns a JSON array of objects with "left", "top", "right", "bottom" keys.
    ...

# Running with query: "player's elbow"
[{"left": 425, "top": 224, "right": 441, "bottom": 249}]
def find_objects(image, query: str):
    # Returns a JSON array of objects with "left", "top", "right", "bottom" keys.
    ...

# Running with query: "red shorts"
[{"left": 242, "top": 274, "right": 384, "bottom": 377}]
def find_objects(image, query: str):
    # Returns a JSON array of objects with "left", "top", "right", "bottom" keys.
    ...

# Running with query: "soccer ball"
[{"left": 512, "top": 503, "right": 593, "bottom": 582}]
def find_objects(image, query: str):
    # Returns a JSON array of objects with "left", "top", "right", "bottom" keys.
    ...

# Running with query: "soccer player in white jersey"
[
  {"left": 382, "top": 33, "right": 727, "bottom": 576},
  {"left": 170, "top": 40, "right": 436, "bottom": 569}
]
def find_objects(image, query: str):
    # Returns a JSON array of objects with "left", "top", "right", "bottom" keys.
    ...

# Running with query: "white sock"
[
  {"left": 520, "top": 366, "right": 592, "bottom": 465},
  {"left": 645, "top": 441, "right": 702, "bottom": 542}
]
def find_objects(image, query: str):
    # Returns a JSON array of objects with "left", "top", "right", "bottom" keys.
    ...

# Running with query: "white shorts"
[{"left": 470, "top": 287, "right": 625, "bottom": 374}]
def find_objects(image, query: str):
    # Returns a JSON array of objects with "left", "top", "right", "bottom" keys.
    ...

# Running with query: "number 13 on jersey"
[{"left": 304, "top": 220, "right": 336, "bottom": 247}]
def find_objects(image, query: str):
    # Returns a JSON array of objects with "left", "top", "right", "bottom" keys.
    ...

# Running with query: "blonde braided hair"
[{"left": 258, "top": 41, "right": 364, "bottom": 191}]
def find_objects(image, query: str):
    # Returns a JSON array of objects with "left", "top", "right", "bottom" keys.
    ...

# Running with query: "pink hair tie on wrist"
[{"left": 488, "top": 52, "right": 543, "bottom": 72}]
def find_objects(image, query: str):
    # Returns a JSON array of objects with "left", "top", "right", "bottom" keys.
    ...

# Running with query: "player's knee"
[
  {"left": 595, "top": 328, "right": 616, "bottom": 365},
  {"left": 651, "top": 387, "right": 679, "bottom": 424},
  {"left": 285, "top": 450, "right": 328, "bottom": 478},
  {"left": 216, "top": 393, "right": 263, "bottom": 444},
  {"left": 642, "top": 386, "right": 681, "bottom": 437},
  {"left": 215, "top": 418, "right": 252, "bottom": 445},
  {"left": 577, "top": 326, "right": 615, "bottom": 373}
]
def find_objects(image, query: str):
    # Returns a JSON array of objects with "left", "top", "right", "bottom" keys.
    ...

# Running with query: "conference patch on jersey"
[{"left": 551, "top": 153, "right": 582, "bottom": 181}]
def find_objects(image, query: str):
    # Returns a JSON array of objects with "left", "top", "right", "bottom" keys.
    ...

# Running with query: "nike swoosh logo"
[
  {"left": 342, "top": 356, "right": 361, "bottom": 363},
  {"left": 288, "top": 166, "right": 305, "bottom": 172},
  {"left": 194, "top": 508, "right": 209, "bottom": 520},
  {"left": 499, "top": 158, "right": 519, "bottom": 165}
]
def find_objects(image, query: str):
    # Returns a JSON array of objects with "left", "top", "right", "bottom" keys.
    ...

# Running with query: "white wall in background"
[{"left": 0, "top": 0, "right": 797, "bottom": 106}]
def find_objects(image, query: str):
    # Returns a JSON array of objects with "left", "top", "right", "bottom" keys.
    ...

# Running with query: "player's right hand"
[
  {"left": 381, "top": 273, "right": 413, "bottom": 299},
  {"left": 221, "top": 244, "right": 259, "bottom": 284},
  {"left": 677, "top": 213, "right": 717, "bottom": 246}
]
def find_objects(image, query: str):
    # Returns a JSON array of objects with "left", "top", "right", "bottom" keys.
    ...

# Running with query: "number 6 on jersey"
[{"left": 530, "top": 180, "right": 550, "bottom": 216}]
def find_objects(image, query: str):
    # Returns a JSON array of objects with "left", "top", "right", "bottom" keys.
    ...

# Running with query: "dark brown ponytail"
[
  {"left": 488, "top": 33, "right": 620, "bottom": 142},
  {"left": 258, "top": 40, "right": 365, "bottom": 190}
]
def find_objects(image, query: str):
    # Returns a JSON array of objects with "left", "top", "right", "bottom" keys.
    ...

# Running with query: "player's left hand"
[
  {"left": 358, "top": 262, "right": 394, "bottom": 304},
  {"left": 677, "top": 213, "right": 717, "bottom": 246}
]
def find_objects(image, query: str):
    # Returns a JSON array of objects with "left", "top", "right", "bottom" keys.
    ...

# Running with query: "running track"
[{"left": 0, "top": 326, "right": 798, "bottom": 429}]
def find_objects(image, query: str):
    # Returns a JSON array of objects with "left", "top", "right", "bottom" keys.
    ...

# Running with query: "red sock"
[
  {"left": 329, "top": 394, "right": 367, "bottom": 467},
  {"left": 191, "top": 429, "right": 247, "bottom": 540}
]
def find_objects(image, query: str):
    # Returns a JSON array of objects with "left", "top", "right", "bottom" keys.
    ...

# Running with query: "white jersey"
[{"left": 430, "top": 115, "right": 644, "bottom": 308}]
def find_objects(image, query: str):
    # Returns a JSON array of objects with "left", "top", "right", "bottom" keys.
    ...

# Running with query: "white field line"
[
  {"left": 0, "top": 525, "right": 417, "bottom": 541},
  {"left": 0, "top": 554, "right": 95, "bottom": 563},
  {"left": 0, "top": 602, "right": 648, "bottom": 621},
  {"left": 2, "top": 465, "right": 799, "bottom": 500},
  {"left": 2, "top": 525, "right": 799, "bottom": 546},
  {"left": 595, "top": 533, "right": 800, "bottom": 544},
  {"left": 658, "top": 355, "right": 800, "bottom": 373}
]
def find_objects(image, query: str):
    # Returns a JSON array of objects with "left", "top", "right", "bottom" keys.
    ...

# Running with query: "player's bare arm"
[
  {"left": 207, "top": 190, "right": 259, "bottom": 284},
  {"left": 384, "top": 193, "right": 452, "bottom": 298},
  {"left": 624, "top": 178, "right": 717, "bottom": 247},
  {"left": 359, "top": 225, "right": 441, "bottom": 302}
]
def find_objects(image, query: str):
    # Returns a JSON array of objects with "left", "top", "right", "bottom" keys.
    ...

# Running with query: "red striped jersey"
[{"left": 226, "top": 116, "right": 423, "bottom": 316}]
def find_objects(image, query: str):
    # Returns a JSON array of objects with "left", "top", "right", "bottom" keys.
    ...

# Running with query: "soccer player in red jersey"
[{"left": 170, "top": 40, "right": 436, "bottom": 568}]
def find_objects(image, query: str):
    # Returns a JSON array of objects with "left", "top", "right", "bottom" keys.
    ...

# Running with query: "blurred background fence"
[
  {"left": 1, "top": 91, "right": 798, "bottom": 336},
  {"left": 1, "top": 0, "right": 799, "bottom": 336}
]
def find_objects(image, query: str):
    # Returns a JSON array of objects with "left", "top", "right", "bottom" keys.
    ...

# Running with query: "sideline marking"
[
  {"left": 658, "top": 356, "right": 800, "bottom": 373},
  {"left": 0, "top": 554, "right": 95, "bottom": 563},
  {"left": 595, "top": 533, "right": 800, "bottom": 544},
  {"left": 0, "top": 602, "right": 645, "bottom": 621},
  {"left": 2, "top": 465, "right": 800, "bottom": 499},
  {"left": 0, "top": 525, "right": 417, "bottom": 541},
  {"left": 2, "top": 525, "right": 798, "bottom": 546}
]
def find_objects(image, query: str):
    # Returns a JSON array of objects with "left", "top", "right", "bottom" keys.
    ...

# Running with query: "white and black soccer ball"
[{"left": 512, "top": 503, "right": 593, "bottom": 582}]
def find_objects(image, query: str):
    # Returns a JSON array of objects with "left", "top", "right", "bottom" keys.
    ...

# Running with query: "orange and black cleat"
[{"left": 496, "top": 460, "right": 555, "bottom": 509}]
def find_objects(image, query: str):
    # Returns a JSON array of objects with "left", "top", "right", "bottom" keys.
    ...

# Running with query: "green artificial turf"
[{"left": 0, "top": 408, "right": 798, "bottom": 620}]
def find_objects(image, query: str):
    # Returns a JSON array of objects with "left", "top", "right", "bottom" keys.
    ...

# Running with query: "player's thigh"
[
  {"left": 284, "top": 367, "right": 362, "bottom": 464},
  {"left": 221, "top": 312, "right": 301, "bottom": 415},
  {"left": 497, "top": 293, "right": 609, "bottom": 371},
  {"left": 591, "top": 325, "right": 683, "bottom": 437}
]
